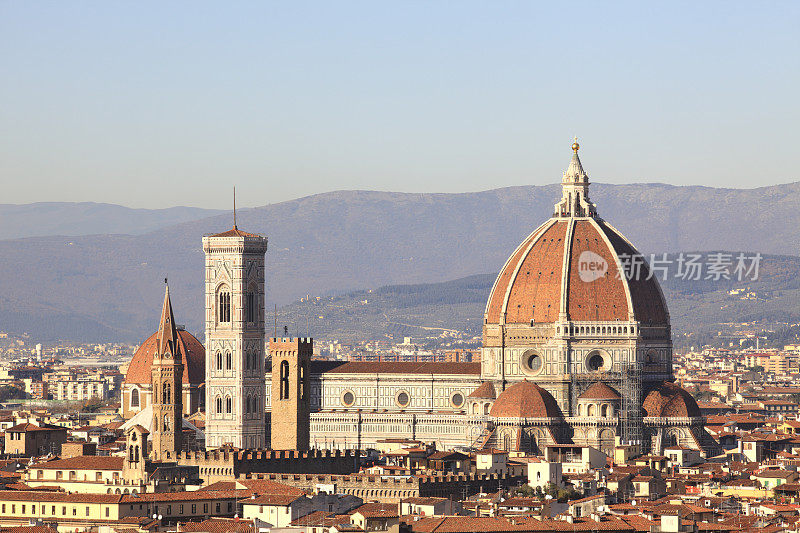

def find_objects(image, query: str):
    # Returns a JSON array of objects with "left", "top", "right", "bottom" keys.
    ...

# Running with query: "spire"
[
  {"left": 156, "top": 280, "right": 179, "bottom": 358},
  {"left": 554, "top": 137, "right": 597, "bottom": 218},
  {"left": 233, "top": 186, "right": 237, "bottom": 230}
]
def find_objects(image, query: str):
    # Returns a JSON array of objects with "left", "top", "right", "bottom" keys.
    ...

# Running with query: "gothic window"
[
  {"left": 226, "top": 352, "right": 232, "bottom": 370},
  {"left": 280, "top": 361, "right": 290, "bottom": 400},
  {"left": 215, "top": 396, "right": 222, "bottom": 414},
  {"left": 246, "top": 292, "right": 255, "bottom": 323},
  {"left": 216, "top": 352, "right": 223, "bottom": 371},
  {"left": 163, "top": 382, "right": 171, "bottom": 404},
  {"left": 130, "top": 388, "right": 139, "bottom": 408},
  {"left": 226, "top": 396, "right": 232, "bottom": 414},
  {"left": 164, "top": 414, "right": 170, "bottom": 431},
  {"left": 246, "top": 396, "right": 251, "bottom": 414},
  {"left": 129, "top": 445, "right": 135, "bottom": 462},
  {"left": 218, "top": 290, "right": 231, "bottom": 323}
]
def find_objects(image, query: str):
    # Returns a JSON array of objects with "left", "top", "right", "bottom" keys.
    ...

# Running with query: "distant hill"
[
  {"left": 0, "top": 182, "right": 798, "bottom": 342},
  {"left": 0, "top": 202, "right": 223, "bottom": 239},
  {"left": 275, "top": 253, "right": 800, "bottom": 347}
]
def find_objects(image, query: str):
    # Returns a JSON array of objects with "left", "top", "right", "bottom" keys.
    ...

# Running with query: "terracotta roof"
[
  {"left": 468, "top": 382, "right": 497, "bottom": 399},
  {"left": 208, "top": 226, "right": 260, "bottom": 238},
  {"left": 490, "top": 381, "right": 563, "bottom": 419},
  {"left": 317, "top": 361, "right": 480, "bottom": 376},
  {"left": 484, "top": 207, "right": 669, "bottom": 326},
  {"left": 125, "top": 329, "right": 205, "bottom": 385},
  {"left": 5, "top": 423, "right": 65, "bottom": 433},
  {"left": 579, "top": 382, "right": 621, "bottom": 400},
  {"left": 179, "top": 518, "right": 257, "bottom": 533},
  {"left": 240, "top": 494, "right": 304, "bottom": 506},
  {"left": 34, "top": 455, "right": 124, "bottom": 471},
  {"left": 643, "top": 382, "right": 701, "bottom": 418}
]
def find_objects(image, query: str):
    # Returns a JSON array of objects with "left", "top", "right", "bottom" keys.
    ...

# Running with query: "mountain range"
[{"left": 0, "top": 181, "right": 798, "bottom": 342}]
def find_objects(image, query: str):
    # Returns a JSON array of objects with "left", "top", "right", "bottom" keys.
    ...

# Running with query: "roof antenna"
[{"left": 233, "top": 186, "right": 237, "bottom": 229}]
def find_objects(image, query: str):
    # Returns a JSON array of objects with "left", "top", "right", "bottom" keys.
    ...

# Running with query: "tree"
[{"left": 0, "top": 385, "right": 26, "bottom": 402}]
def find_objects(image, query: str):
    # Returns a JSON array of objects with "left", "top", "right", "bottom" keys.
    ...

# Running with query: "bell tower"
[
  {"left": 150, "top": 283, "right": 183, "bottom": 461},
  {"left": 203, "top": 217, "right": 269, "bottom": 450}
]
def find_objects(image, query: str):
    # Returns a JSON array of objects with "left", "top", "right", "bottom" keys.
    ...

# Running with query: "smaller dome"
[
  {"left": 490, "top": 381, "right": 562, "bottom": 419},
  {"left": 468, "top": 382, "right": 497, "bottom": 400},
  {"left": 126, "top": 330, "right": 206, "bottom": 386},
  {"left": 643, "top": 382, "right": 701, "bottom": 418},
  {"left": 579, "top": 382, "right": 621, "bottom": 401}
]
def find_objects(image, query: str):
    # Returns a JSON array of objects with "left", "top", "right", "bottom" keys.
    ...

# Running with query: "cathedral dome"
[
  {"left": 490, "top": 381, "right": 563, "bottom": 419},
  {"left": 125, "top": 329, "right": 205, "bottom": 386},
  {"left": 579, "top": 382, "right": 621, "bottom": 401},
  {"left": 643, "top": 381, "right": 701, "bottom": 418},
  {"left": 484, "top": 144, "right": 668, "bottom": 327}
]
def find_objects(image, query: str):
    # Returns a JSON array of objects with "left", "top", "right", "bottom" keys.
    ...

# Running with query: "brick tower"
[
  {"left": 269, "top": 337, "right": 311, "bottom": 450},
  {"left": 150, "top": 283, "right": 183, "bottom": 460},
  {"left": 203, "top": 221, "right": 269, "bottom": 449}
]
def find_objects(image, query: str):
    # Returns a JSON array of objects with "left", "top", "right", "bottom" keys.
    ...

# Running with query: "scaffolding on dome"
[{"left": 621, "top": 360, "right": 645, "bottom": 454}]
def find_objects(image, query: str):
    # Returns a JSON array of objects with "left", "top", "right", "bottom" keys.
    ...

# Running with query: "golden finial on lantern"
[{"left": 572, "top": 136, "right": 579, "bottom": 153}]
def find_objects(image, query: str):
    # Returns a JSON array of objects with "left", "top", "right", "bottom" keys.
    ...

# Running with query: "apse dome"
[{"left": 490, "top": 381, "right": 563, "bottom": 419}]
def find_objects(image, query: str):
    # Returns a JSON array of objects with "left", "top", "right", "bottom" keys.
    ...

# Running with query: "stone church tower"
[
  {"left": 269, "top": 337, "right": 311, "bottom": 450},
  {"left": 203, "top": 222, "right": 269, "bottom": 449},
  {"left": 150, "top": 284, "right": 183, "bottom": 460}
]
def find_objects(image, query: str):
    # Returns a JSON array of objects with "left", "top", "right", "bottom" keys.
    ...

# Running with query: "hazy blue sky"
[{"left": 2, "top": 1, "right": 798, "bottom": 208}]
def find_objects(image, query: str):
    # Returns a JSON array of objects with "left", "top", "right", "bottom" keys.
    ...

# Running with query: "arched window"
[
  {"left": 280, "top": 360, "right": 290, "bottom": 400},
  {"left": 164, "top": 414, "right": 170, "bottom": 431},
  {"left": 163, "top": 382, "right": 170, "bottom": 404},
  {"left": 588, "top": 404, "right": 596, "bottom": 417},
  {"left": 130, "top": 388, "right": 139, "bottom": 408},
  {"left": 129, "top": 445, "right": 135, "bottom": 462},
  {"left": 484, "top": 403, "right": 490, "bottom": 415},
  {"left": 601, "top": 404, "right": 609, "bottom": 417},
  {"left": 134, "top": 445, "right": 140, "bottom": 462},
  {"left": 215, "top": 396, "right": 223, "bottom": 414},
  {"left": 216, "top": 352, "right": 223, "bottom": 370},
  {"left": 226, "top": 352, "right": 232, "bottom": 370},
  {"left": 226, "top": 396, "right": 232, "bottom": 414},
  {"left": 218, "top": 290, "right": 231, "bottom": 323},
  {"left": 246, "top": 396, "right": 251, "bottom": 414}
]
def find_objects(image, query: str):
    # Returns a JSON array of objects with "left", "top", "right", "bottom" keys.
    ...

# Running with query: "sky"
[{"left": 1, "top": 1, "right": 798, "bottom": 209}]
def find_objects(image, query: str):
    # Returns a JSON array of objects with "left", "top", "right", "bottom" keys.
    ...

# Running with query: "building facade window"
[
  {"left": 218, "top": 291, "right": 231, "bottom": 323},
  {"left": 280, "top": 360, "right": 290, "bottom": 400},
  {"left": 130, "top": 388, "right": 139, "bottom": 408}
]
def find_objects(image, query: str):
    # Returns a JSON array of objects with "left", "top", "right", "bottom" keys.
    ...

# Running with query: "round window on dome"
[
  {"left": 522, "top": 349, "right": 543, "bottom": 375},
  {"left": 396, "top": 391, "right": 410, "bottom": 408},
  {"left": 341, "top": 391, "right": 355, "bottom": 407},
  {"left": 451, "top": 392, "right": 465, "bottom": 408}
]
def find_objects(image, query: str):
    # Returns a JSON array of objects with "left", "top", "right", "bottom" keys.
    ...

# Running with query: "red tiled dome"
[
  {"left": 579, "top": 382, "right": 621, "bottom": 401},
  {"left": 484, "top": 217, "right": 668, "bottom": 326},
  {"left": 490, "top": 381, "right": 563, "bottom": 419},
  {"left": 125, "top": 330, "right": 205, "bottom": 385},
  {"left": 643, "top": 382, "right": 701, "bottom": 418}
]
